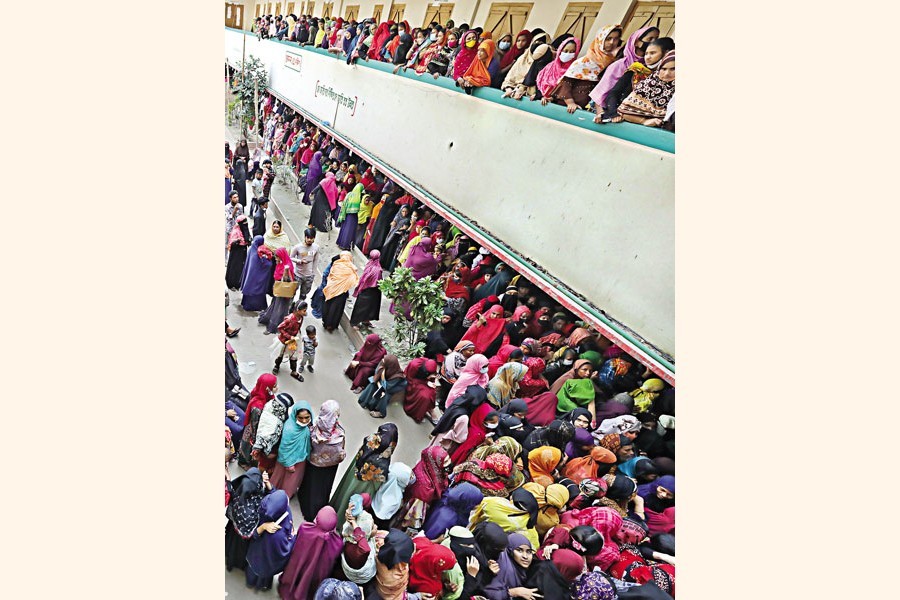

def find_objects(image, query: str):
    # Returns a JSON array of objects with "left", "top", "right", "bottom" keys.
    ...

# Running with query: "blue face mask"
[{"left": 499, "top": 41, "right": 511, "bottom": 50}]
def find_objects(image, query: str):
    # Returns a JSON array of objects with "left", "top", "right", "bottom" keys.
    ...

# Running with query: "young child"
[
  {"left": 273, "top": 301, "right": 308, "bottom": 382},
  {"left": 299, "top": 325, "right": 318, "bottom": 373},
  {"left": 250, "top": 168, "right": 264, "bottom": 216}
]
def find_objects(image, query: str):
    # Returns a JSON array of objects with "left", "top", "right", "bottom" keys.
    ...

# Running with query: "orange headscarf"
[
  {"left": 528, "top": 446, "right": 562, "bottom": 488},
  {"left": 563, "top": 446, "right": 616, "bottom": 484},
  {"left": 463, "top": 39, "right": 495, "bottom": 87},
  {"left": 323, "top": 251, "right": 360, "bottom": 300}
]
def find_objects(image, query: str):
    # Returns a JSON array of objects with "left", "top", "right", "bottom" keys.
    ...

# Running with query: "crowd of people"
[
  {"left": 224, "top": 96, "right": 676, "bottom": 598},
  {"left": 246, "top": 11, "right": 675, "bottom": 130}
]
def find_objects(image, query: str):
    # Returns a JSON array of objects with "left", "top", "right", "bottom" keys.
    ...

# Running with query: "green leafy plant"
[
  {"left": 233, "top": 55, "right": 269, "bottom": 134},
  {"left": 378, "top": 267, "right": 445, "bottom": 362}
]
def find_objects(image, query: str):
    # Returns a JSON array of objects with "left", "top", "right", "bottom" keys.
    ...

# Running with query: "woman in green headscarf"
[
  {"left": 556, "top": 368, "right": 596, "bottom": 423},
  {"left": 336, "top": 182, "right": 364, "bottom": 251}
]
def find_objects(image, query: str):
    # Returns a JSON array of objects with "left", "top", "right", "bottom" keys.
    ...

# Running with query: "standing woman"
[
  {"left": 402, "top": 357, "right": 440, "bottom": 424},
  {"left": 535, "top": 36, "right": 582, "bottom": 106},
  {"left": 237, "top": 374, "right": 278, "bottom": 468},
  {"left": 252, "top": 392, "right": 294, "bottom": 476},
  {"left": 225, "top": 159, "right": 233, "bottom": 203},
  {"left": 310, "top": 171, "right": 339, "bottom": 233},
  {"left": 225, "top": 215, "right": 251, "bottom": 290},
  {"left": 225, "top": 468, "right": 273, "bottom": 572},
  {"left": 336, "top": 182, "right": 364, "bottom": 250},
  {"left": 257, "top": 247, "right": 295, "bottom": 335},
  {"left": 371, "top": 462, "right": 415, "bottom": 530},
  {"left": 589, "top": 26, "right": 660, "bottom": 116},
  {"left": 379, "top": 205, "right": 412, "bottom": 270},
  {"left": 269, "top": 401, "right": 313, "bottom": 499},
  {"left": 330, "top": 423, "right": 400, "bottom": 530},
  {"left": 403, "top": 237, "right": 440, "bottom": 280},
  {"left": 278, "top": 506, "right": 344, "bottom": 600},
  {"left": 366, "top": 529, "right": 415, "bottom": 600},
  {"left": 392, "top": 446, "right": 450, "bottom": 532},
  {"left": 245, "top": 489, "right": 294, "bottom": 591},
  {"left": 303, "top": 150, "right": 324, "bottom": 206},
  {"left": 322, "top": 251, "right": 360, "bottom": 333},
  {"left": 233, "top": 155, "right": 249, "bottom": 210},
  {"left": 297, "top": 399, "right": 347, "bottom": 520},
  {"left": 239, "top": 236, "right": 273, "bottom": 312},
  {"left": 346, "top": 334, "right": 388, "bottom": 393},
  {"left": 311, "top": 254, "right": 340, "bottom": 320},
  {"left": 350, "top": 250, "right": 384, "bottom": 328},
  {"left": 358, "top": 355, "right": 408, "bottom": 419}
]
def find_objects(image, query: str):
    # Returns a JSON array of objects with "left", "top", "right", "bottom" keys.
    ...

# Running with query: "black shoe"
[{"left": 307, "top": 365, "right": 314, "bottom": 373}]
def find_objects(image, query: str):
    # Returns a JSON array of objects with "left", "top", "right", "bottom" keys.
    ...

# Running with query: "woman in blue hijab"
[
  {"left": 240, "top": 236, "right": 273, "bottom": 311},
  {"left": 269, "top": 401, "right": 314, "bottom": 499},
  {"left": 245, "top": 489, "right": 295, "bottom": 591},
  {"left": 421, "top": 482, "right": 484, "bottom": 539}
]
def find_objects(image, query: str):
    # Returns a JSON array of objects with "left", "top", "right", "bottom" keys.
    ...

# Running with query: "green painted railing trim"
[{"left": 225, "top": 27, "right": 675, "bottom": 154}]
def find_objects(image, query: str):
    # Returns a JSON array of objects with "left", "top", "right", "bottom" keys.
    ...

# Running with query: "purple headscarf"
[
  {"left": 638, "top": 474, "right": 675, "bottom": 501},
  {"left": 246, "top": 490, "right": 295, "bottom": 579},
  {"left": 304, "top": 151, "right": 324, "bottom": 205},
  {"left": 404, "top": 237, "right": 439, "bottom": 280},
  {"left": 589, "top": 25, "right": 658, "bottom": 109},
  {"left": 482, "top": 533, "right": 531, "bottom": 599},
  {"left": 353, "top": 250, "right": 383, "bottom": 296},
  {"left": 278, "top": 506, "right": 344, "bottom": 600},
  {"left": 564, "top": 427, "right": 596, "bottom": 459},
  {"left": 422, "top": 483, "right": 484, "bottom": 539},
  {"left": 240, "top": 236, "right": 274, "bottom": 311}
]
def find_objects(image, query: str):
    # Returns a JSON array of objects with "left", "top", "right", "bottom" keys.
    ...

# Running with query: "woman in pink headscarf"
[
  {"left": 589, "top": 26, "right": 660, "bottom": 117},
  {"left": 277, "top": 505, "right": 344, "bottom": 600},
  {"left": 350, "top": 250, "right": 384, "bottom": 328},
  {"left": 310, "top": 171, "right": 339, "bottom": 233},
  {"left": 258, "top": 246, "right": 296, "bottom": 336},
  {"left": 403, "top": 237, "right": 441, "bottom": 280},
  {"left": 445, "top": 353, "right": 490, "bottom": 406},
  {"left": 536, "top": 36, "right": 582, "bottom": 103}
]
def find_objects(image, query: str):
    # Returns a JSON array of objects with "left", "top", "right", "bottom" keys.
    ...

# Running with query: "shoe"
[
  {"left": 291, "top": 372, "right": 304, "bottom": 382},
  {"left": 307, "top": 365, "right": 314, "bottom": 373},
  {"left": 226, "top": 328, "right": 241, "bottom": 338},
  {"left": 263, "top": 330, "right": 272, "bottom": 335}
]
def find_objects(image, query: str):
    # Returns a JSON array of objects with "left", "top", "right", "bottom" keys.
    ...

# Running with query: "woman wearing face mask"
[
  {"left": 427, "top": 28, "right": 459, "bottom": 78},
  {"left": 486, "top": 362, "right": 528, "bottom": 409},
  {"left": 393, "top": 27, "right": 429, "bottom": 73},
  {"left": 535, "top": 36, "right": 582, "bottom": 110},
  {"left": 430, "top": 385, "right": 487, "bottom": 458},
  {"left": 539, "top": 25, "right": 622, "bottom": 112},
  {"left": 496, "top": 29, "right": 533, "bottom": 83},
  {"left": 268, "top": 401, "right": 314, "bottom": 499},
  {"left": 445, "top": 353, "right": 490, "bottom": 406},
  {"left": 589, "top": 26, "right": 660, "bottom": 118},
  {"left": 423, "top": 482, "right": 485, "bottom": 540},
  {"left": 596, "top": 38, "right": 674, "bottom": 123},
  {"left": 392, "top": 446, "right": 450, "bottom": 532},
  {"left": 410, "top": 27, "right": 446, "bottom": 76},
  {"left": 501, "top": 29, "right": 549, "bottom": 98},
  {"left": 450, "top": 404, "right": 500, "bottom": 463},
  {"left": 456, "top": 38, "right": 495, "bottom": 93}
]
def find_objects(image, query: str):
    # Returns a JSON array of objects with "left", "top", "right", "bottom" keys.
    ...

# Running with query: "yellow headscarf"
[
  {"left": 523, "top": 482, "right": 570, "bottom": 538},
  {"left": 468, "top": 497, "right": 539, "bottom": 549},
  {"left": 323, "top": 251, "right": 361, "bottom": 300},
  {"left": 629, "top": 378, "right": 665, "bottom": 412}
]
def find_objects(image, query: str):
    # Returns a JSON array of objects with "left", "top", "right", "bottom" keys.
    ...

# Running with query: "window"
[
  {"left": 286, "top": 3, "right": 295, "bottom": 16},
  {"left": 622, "top": 1, "right": 675, "bottom": 40},
  {"left": 344, "top": 4, "right": 359, "bottom": 21},
  {"left": 422, "top": 2, "right": 454, "bottom": 27},
  {"left": 275, "top": 3, "right": 282, "bottom": 16},
  {"left": 306, "top": 2, "right": 315, "bottom": 16},
  {"left": 373, "top": 4, "right": 384, "bottom": 22},
  {"left": 225, "top": 3, "right": 245, "bottom": 28},
  {"left": 389, "top": 4, "right": 406, "bottom": 23},
  {"left": 485, "top": 3, "right": 533, "bottom": 40},
  {"left": 322, "top": 2, "right": 334, "bottom": 17},
  {"left": 554, "top": 3, "right": 603, "bottom": 42}
]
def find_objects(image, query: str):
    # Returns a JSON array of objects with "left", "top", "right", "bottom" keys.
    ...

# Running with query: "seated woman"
[
  {"left": 589, "top": 26, "right": 660, "bottom": 121},
  {"left": 402, "top": 357, "right": 440, "bottom": 424},
  {"left": 346, "top": 334, "right": 387, "bottom": 393},
  {"left": 540, "top": 25, "right": 621, "bottom": 112},
  {"left": 594, "top": 37, "right": 675, "bottom": 123},
  {"left": 357, "top": 355, "right": 408, "bottom": 419},
  {"left": 614, "top": 51, "right": 675, "bottom": 128},
  {"left": 456, "top": 40, "right": 496, "bottom": 94}
]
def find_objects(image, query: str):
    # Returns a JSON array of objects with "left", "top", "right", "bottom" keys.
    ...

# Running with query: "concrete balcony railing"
[{"left": 225, "top": 27, "right": 675, "bottom": 383}]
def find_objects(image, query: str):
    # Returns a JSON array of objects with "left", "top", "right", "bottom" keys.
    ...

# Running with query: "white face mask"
[
  {"left": 430, "top": 33, "right": 437, "bottom": 42},
  {"left": 499, "top": 41, "right": 511, "bottom": 50},
  {"left": 559, "top": 51, "right": 576, "bottom": 62},
  {"left": 485, "top": 422, "right": 499, "bottom": 429},
  {"left": 563, "top": 359, "right": 574, "bottom": 366},
  {"left": 480, "top": 366, "right": 489, "bottom": 374}
]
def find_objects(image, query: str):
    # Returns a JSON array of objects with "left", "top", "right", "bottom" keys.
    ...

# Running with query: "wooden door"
[
  {"left": 389, "top": 3, "right": 405, "bottom": 23},
  {"left": 225, "top": 3, "right": 238, "bottom": 27},
  {"left": 622, "top": 1, "right": 675, "bottom": 40},
  {"left": 344, "top": 4, "right": 359, "bottom": 21},
  {"left": 235, "top": 4, "right": 244, "bottom": 28},
  {"left": 373, "top": 4, "right": 383, "bottom": 22},
  {"left": 554, "top": 3, "right": 603, "bottom": 42},
  {"left": 275, "top": 2, "right": 282, "bottom": 16},
  {"left": 485, "top": 2, "right": 533, "bottom": 39},
  {"left": 286, "top": 2, "right": 295, "bottom": 16},
  {"left": 322, "top": 2, "right": 334, "bottom": 17},
  {"left": 255, "top": 4, "right": 261, "bottom": 18},
  {"left": 422, "top": 2, "right": 454, "bottom": 27},
  {"left": 306, "top": 2, "right": 315, "bottom": 16}
]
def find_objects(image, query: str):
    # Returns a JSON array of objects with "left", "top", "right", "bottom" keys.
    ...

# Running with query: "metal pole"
[{"left": 253, "top": 79, "right": 260, "bottom": 143}]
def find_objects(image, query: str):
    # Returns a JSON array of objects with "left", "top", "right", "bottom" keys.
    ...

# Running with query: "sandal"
[{"left": 290, "top": 372, "right": 304, "bottom": 382}]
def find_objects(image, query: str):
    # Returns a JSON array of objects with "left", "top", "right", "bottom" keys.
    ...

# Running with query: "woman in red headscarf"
[
  {"left": 408, "top": 536, "right": 458, "bottom": 596},
  {"left": 450, "top": 403, "right": 499, "bottom": 463},
  {"left": 392, "top": 445, "right": 450, "bottom": 532},
  {"left": 498, "top": 29, "right": 532, "bottom": 76},
  {"left": 487, "top": 344, "right": 519, "bottom": 379},
  {"left": 346, "top": 334, "right": 388, "bottom": 392},
  {"left": 237, "top": 373, "right": 278, "bottom": 468},
  {"left": 461, "top": 304, "right": 508, "bottom": 356},
  {"left": 402, "top": 357, "right": 440, "bottom": 424}
]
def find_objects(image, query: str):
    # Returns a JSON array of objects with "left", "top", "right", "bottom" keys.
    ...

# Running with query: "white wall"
[{"left": 225, "top": 30, "right": 674, "bottom": 373}]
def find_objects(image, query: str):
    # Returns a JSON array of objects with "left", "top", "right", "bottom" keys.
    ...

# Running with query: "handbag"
[{"left": 273, "top": 266, "right": 299, "bottom": 298}]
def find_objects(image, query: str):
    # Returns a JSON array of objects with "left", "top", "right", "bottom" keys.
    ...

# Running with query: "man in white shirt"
[{"left": 290, "top": 227, "right": 320, "bottom": 301}]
